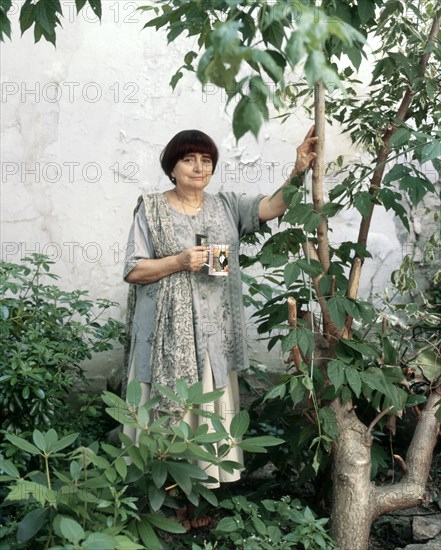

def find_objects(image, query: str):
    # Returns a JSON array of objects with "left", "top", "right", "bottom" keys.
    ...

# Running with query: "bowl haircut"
[{"left": 160, "top": 130, "right": 219, "bottom": 183}]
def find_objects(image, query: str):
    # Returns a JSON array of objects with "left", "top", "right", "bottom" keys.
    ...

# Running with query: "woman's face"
[{"left": 171, "top": 152, "right": 213, "bottom": 190}]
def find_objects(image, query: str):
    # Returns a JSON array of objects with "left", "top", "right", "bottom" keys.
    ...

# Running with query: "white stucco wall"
[{"left": 3, "top": 1, "right": 431, "bottom": 384}]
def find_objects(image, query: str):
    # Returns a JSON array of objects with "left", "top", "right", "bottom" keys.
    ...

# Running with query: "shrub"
[
  {"left": 0, "top": 254, "right": 125, "bottom": 433},
  {"left": 0, "top": 379, "right": 285, "bottom": 549}
]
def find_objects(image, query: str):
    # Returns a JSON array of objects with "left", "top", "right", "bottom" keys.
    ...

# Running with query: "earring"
[{"left": 171, "top": 176, "right": 176, "bottom": 184}]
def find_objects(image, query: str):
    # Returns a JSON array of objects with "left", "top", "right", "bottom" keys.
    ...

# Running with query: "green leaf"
[
  {"left": 170, "top": 70, "right": 183, "bottom": 91},
  {"left": 0, "top": 458, "right": 20, "bottom": 478},
  {"left": 52, "top": 433, "right": 79, "bottom": 453},
  {"left": 87, "top": 0, "right": 102, "bottom": 19},
  {"left": 153, "top": 383, "right": 180, "bottom": 404},
  {"left": 32, "top": 429, "right": 47, "bottom": 452},
  {"left": 137, "top": 518, "right": 161, "bottom": 550},
  {"left": 399, "top": 175, "right": 429, "bottom": 206},
  {"left": 190, "top": 388, "right": 225, "bottom": 405},
  {"left": 230, "top": 410, "right": 249, "bottom": 438},
  {"left": 115, "top": 457, "right": 127, "bottom": 480},
  {"left": 341, "top": 339, "right": 377, "bottom": 357},
  {"left": 17, "top": 508, "right": 48, "bottom": 543},
  {"left": 20, "top": 0, "right": 35, "bottom": 35},
  {"left": 285, "top": 30, "right": 306, "bottom": 68},
  {"left": 82, "top": 533, "right": 117, "bottom": 550},
  {"left": 251, "top": 49, "right": 284, "bottom": 82},
  {"left": 406, "top": 394, "right": 427, "bottom": 407},
  {"left": 284, "top": 262, "right": 300, "bottom": 287},
  {"left": 127, "top": 379, "right": 142, "bottom": 407},
  {"left": 263, "top": 383, "right": 286, "bottom": 401},
  {"left": 216, "top": 516, "right": 240, "bottom": 532},
  {"left": 5, "top": 434, "right": 41, "bottom": 455},
  {"left": 420, "top": 139, "right": 441, "bottom": 163},
  {"left": 379, "top": 188, "right": 409, "bottom": 231},
  {"left": 319, "top": 407, "right": 339, "bottom": 440},
  {"left": 328, "top": 297, "right": 346, "bottom": 329},
  {"left": 175, "top": 378, "right": 189, "bottom": 401},
  {"left": 194, "top": 432, "right": 224, "bottom": 444},
  {"left": 361, "top": 369, "right": 387, "bottom": 393},
  {"left": 340, "top": 385, "right": 352, "bottom": 405},
  {"left": 146, "top": 512, "right": 186, "bottom": 534},
  {"left": 151, "top": 460, "right": 167, "bottom": 489},
  {"left": 126, "top": 446, "right": 144, "bottom": 471},
  {"left": 167, "top": 462, "right": 207, "bottom": 495},
  {"left": 353, "top": 192, "right": 372, "bottom": 218},
  {"left": 358, "top": 0, "right": 375, "bottom": 23},
  {"left": 252, "top": 515, "right": 268, "bottom": 536},
  {"left": 0, "top": 0, "right": 12, "bottom": 40},
  {"left": 75, "top": 0, "right": 87, "bottom": 13},
  {"left": 389, "top": 127, "right": 410, "bottom": 147},
  {"left": 297, "top": 258, "right": 323, "bottom": 277},
  {"left": 6, "top": 481, "right": 56, "bottom": 506},
  {"left": 239, "top": 435, "right": 283, "bottom": 453},
  {"left": 101, "top": 391, "right": 128, "bottom": 409},
  {"left": 233, "top": 94, "right": 268, "bottom": 139},
  {"left": 148, "top": 483, "right": 166, "bottom": 511},
  {"left": 57, "top": 516, "right": 85, "bottom": 544},
  {"left": 345, "top": 368, "right": 362, "bottom": 398},
  {"left": 383, "top": 164, "right": 411, "bottom": 184},
  {"left": 409, "top": 349, "right": 441, "bottom": 382},
  {"left": 327, "top": 360, "right": 345, "bottom": 391}
]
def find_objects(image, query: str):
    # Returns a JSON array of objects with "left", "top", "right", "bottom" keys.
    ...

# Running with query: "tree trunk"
[
  {"left": 331, "top": 389, "right": 441, "bottom": 550},
  {"left": 330, "top": 401, "right": 375, "bottom": 550}
]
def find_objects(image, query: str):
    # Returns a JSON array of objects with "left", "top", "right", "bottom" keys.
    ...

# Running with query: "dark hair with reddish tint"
[{"left": 160, "top": 130, "right": 219, "bottom": 183}]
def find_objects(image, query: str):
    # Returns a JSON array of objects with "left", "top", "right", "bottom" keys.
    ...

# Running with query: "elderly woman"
[{"left": 123, "top": 128, "right": 317, "bottom": 488}]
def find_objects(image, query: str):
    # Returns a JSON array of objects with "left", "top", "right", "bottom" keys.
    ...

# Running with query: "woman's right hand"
[{"left": 178, "top": 246, "right": 209, "bottom": 272}]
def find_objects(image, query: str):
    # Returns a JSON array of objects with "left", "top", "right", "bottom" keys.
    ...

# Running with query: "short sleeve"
[
  {"left": 123, "top": 203, "right": 155, "bottom": 281},
  {"left": 218, "top": 192, "right": 264, "bottom": 238}
]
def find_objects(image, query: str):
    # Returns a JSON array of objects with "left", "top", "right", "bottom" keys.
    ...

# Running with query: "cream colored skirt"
[{"left": 123, "top": 353, "right": 244, "bottom": 488}]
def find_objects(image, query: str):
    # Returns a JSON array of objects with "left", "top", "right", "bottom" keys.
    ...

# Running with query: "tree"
[
  {"left": 137, "top": 2, "right": 441, "bottom": 548},
  {"left": 2, "top": 1, "right": 440, "bottom": 549}
]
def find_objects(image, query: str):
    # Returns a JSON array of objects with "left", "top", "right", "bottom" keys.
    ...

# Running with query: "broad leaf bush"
[
  {"left": 0, "top": 254, "right": 125, "bottom": 433},
  {"left": 0, "top": 380, "right": 285, "bottom": 549}
]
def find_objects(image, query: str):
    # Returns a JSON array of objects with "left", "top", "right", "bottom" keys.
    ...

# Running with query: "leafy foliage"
[
  {"left": 140, "top": 0, "right": 365, "bottom": 139},
  {"left": 0, "top": 379, "right": 284, "bottom": 548},
  {"left": 204, "top": 495, "right": 338, "bottom": 550},
  {"left": 0, "top": 0, "right": 102, "bottom": 45},
  {"left": 0, "top": 254, "right": 124, "bottom": 432}
]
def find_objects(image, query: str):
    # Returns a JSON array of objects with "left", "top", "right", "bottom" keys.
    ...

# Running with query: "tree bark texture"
[
  {"left": 330, "top": 401, "right": 375, "bottom": 550},
  {"left": 331, "top": 389, "right": 440, "bottom": 550}
]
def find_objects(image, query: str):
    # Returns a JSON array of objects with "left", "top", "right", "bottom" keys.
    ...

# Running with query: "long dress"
[{"left": 123, "top": 191, "right": 263, "bottom": 486}]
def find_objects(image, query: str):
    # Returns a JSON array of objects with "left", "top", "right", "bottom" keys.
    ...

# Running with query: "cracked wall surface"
[{"left": 2, "top": 3, "right": 436, "bottom": 384}]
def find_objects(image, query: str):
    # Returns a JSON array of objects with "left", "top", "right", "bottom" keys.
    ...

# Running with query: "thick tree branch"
[
  {"left": 374, "top": 388, "right": 441, "bottom": 517},
  {"left": 347, "top": 14, "right": 441, "bottom": 294},
  {"left": 312, "top": 82, "right": 330, "bottom": 274},
  {"left": 366, "top": 406, "right": 394, "bottom": 434}
]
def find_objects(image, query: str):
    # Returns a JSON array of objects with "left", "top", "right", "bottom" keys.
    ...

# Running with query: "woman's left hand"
[{"left": 294, "top": 126, "right": 318, "bottom": 174}]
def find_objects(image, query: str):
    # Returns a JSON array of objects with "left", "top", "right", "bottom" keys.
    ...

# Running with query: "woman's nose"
[{"left": 193, "top": 158, "right": 202, "bottom": 171}]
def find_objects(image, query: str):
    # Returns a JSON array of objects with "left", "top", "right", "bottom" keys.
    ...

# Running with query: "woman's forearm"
[
  {"left": 259, "top": 127, "right": 318, "bottom": 222},
  {"left": 125, "top": 256, "right": 183, "bottom": 284},
  {"left": 125, "top": 246, "right": 208, "bottom": 284},
  {"left": 258, "top": 167, "right": 303, "bottom": 222}
]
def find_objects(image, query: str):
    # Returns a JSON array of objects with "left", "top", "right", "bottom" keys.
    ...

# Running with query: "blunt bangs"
[{"left": 160, "top": 130, "right": 219, "bottom": 181}]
